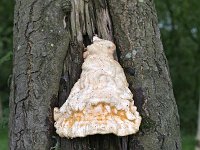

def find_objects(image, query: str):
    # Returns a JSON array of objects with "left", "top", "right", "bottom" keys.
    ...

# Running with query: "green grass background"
[{"left": 0, "top": 128, "right": 9, "bottom": 150}]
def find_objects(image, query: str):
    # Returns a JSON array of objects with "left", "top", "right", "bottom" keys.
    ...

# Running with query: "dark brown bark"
[
  {"left": 9, "top": 0, "right": 70, "bottom": 149},
  {"left": 10, "top": 0, "right": 181, "bottom": 150}
]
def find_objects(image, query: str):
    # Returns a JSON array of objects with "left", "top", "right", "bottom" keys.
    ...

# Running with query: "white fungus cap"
[{"left": 54, "top": 36, "right": 141, "bottom": 138}]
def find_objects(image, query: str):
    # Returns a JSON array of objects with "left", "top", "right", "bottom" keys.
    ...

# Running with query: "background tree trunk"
[
  {"left": 0, "top": 99, "right": 2, "bottom": 119},
  {"left": 10, "top": 0, "right": 181, "bottom": 150},
  {"left": 196, "top": 91, "right": 200, "bottom": 150}
]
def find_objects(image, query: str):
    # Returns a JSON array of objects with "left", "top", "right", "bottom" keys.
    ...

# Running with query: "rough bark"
[
  {"left": 9, "top": 0, "right": 70, "bottom": 149},
  {"left": 108, "top": 0, "right": 181, "bottom": 149},
  {"left": 10, "top": 0, "right": 181, "bottom": 150}
]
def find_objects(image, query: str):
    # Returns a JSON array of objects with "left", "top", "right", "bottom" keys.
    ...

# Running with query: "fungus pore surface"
[{"left": 54, "top": 36, "right": 141, "bottom": 138}]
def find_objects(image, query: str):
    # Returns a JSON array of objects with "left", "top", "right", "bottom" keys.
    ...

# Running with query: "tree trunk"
[
  {"left": 0, "top": 99, "right": 2, "bottom": 119},
  {"left": 10, "top": 0, "right": 181, "bottom": 150},
  {"left": 196, "top": 91, "right": 200, "bottom": 150},
  {"left": 9, "top": 0, "right": 70, "bottom": 149}
]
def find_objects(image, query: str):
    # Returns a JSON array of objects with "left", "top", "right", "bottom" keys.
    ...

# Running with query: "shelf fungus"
[{"left": 54, "top": 36, "right": 142, "bottom": 138}]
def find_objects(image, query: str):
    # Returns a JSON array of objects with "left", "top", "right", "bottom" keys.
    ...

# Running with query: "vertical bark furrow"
[{"left": 58, "top": 0, "right": 127, "bottom": 149}]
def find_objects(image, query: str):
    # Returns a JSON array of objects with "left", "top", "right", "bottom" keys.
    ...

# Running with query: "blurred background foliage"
[
  {"left": 156, "top": 0, "right": 200, "bottom": 135},
  {"left": 0, "top": 0, "right": 199, "bottom": 149},
  {"left": 0, "top": 0, "right": 13, "bottom": 130}
]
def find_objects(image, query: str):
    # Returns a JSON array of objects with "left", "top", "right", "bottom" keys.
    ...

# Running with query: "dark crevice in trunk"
[
  {"left": 57, "top": 1, "right": 129, "bottom": 149},
  {"left": 83, "top": 33, "right": 92, "bottom": 47}
]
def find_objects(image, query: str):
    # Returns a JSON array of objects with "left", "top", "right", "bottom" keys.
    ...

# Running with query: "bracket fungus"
[{"left": 54, "top": 36, "right": 141, "bottom": 138}]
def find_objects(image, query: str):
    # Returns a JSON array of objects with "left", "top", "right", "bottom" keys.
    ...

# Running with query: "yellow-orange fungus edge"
[
  {"left": 54, "top": 102, "right": 141, "bottom": 138},
  {"left": 64, "top": 103, "right": 130, "bottom": 127}
]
